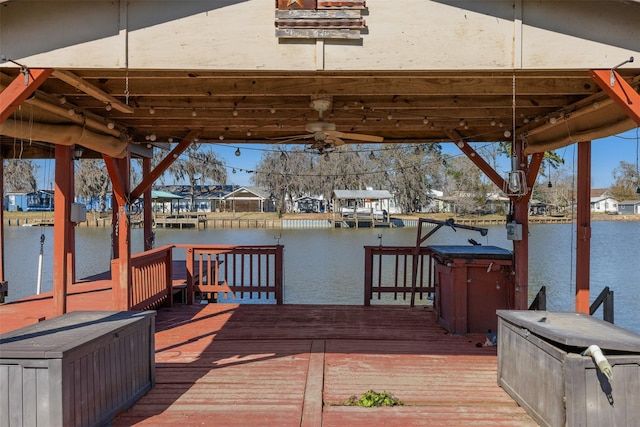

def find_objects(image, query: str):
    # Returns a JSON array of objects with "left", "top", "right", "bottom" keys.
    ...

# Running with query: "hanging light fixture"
[
  {"left": 503, "top": 73, "right": 528, "bottom": 197},
  {"left": 280, "top": 151, "right": 287, "bottom": 161},
  {"left": 547, "top": 158, "right": 553, "bottom": 188},
  {"left": 369, "top": 151, "right": 376, "bottom": 160},
  {"left": 73, "top": 146, "right": 84, "bottom": 160},
  {"left": 235, "top": 147, "right": 241, "bottom": 156}
]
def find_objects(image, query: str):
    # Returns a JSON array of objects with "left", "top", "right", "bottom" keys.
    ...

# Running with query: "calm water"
[{"left": 4, "top": 222, "right": 639, "bottom": 333}]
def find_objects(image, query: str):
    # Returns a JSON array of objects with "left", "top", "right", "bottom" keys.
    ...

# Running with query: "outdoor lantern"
[
  {"left": 504, "top": 155, "right": 528, "bottom": 196},
  {"left": 73, "top": 146, "right": 84, "bottom": 160}
]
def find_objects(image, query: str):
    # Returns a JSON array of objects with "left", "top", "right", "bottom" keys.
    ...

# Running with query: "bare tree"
[
  {"left": 3, "top": 159, "right": 38, "bottom": 193},
  {"left": 369, "top": 144, "right": 444, "bottom": 213},
  {"left": 252, "top": 148, "right": 309, "bottom": 214},
  {"left": 74, "top": 159, "right": 111, "bottom": 211},
  {"left": 609, "top": 160, "right": 639, "bottom": 201},
  {"left": 443, "top": 156, "right": 489, "bottom": 214},
  {"left": 252, "top": 143, "right": 447, "bottom": 214}
]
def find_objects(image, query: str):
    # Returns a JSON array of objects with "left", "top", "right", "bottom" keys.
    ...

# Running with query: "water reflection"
[{"left": 4, "top": 222, "right": 638, "bottom": 333}]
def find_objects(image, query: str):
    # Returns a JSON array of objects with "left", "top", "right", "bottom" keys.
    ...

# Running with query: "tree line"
[{"left": 3, "top": 142, "right": 638, "bottom": 214}]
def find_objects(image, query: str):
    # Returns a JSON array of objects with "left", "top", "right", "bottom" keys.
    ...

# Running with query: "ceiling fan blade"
[
  {"left": 267, "top": 134, "right": 314, "bottom": 140},
  {"left": 266, "top": 134, "right": 314, "bottom": 144},
  {"left": 324, "top": 130, "right": 384, "bottom": 142},
  {"left": 328, "top": 136, "right": 346, "bottom": 146}
]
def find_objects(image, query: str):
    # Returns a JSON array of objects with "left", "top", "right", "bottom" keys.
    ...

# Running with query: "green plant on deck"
[{"left": 345, "top": 390, "right": 404, "bottom": 407}]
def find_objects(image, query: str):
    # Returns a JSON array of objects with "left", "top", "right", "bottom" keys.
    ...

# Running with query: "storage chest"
[
  {"left": 0, "top": 311, "right": 155, "bottom": 427},
  {"left": 497, "top": 310, "right": 640, "bottom": 427}
]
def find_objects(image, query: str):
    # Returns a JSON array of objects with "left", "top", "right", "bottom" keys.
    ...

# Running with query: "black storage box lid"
[
  {"left": 0, "top": 311, "right": 155, "bottom": 359},
  {"left": 428, "top": 245, "right": 513, "bottom": 260}
]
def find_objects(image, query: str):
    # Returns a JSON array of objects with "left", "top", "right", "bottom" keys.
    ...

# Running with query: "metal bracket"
[{"left": 610, "top": 56, "right": 634, "bottom": 87}]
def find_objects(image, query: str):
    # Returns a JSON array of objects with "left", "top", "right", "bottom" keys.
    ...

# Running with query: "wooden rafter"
[
  {"left": 52, "top": 69, "right": 134, "bottom": 114},
  {"left": 590, "top": 69, "right": 640, "bottom": 126},
  {"left": 446, "top": 130, "right": 506, "bottom": 191},
  {"left": 103, "top": 154, "right": 128, "bottom": 206},
  {"left": 131, "top": 129, "right": 201, "bottom": 199}
]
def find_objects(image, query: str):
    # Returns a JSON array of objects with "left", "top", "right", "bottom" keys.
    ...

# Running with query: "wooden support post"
[
  {"left": 53, "top": 145, "right": 73, "bottom": 315},
  {"left": 0, "top": 154, "right": 4, "bottom": 283},
  {"left": 142, "top": 157, "right": 154, "bottom": 251},
  {"left": 575, "top": 141, "right": 591, "bottom": 314},
  {"left": 67, "top": 148, "right": 76, "bottom": 286},
  {"left": 512, "top": 140, "right": 529, "bottom": 310},
  {"left": 104, "top": 151, "right": 132, "bottom": 310}
]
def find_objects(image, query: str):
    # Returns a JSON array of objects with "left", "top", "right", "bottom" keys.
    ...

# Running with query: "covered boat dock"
[{"left": 2, "top": 1, "right": 640, "bottom": 425}]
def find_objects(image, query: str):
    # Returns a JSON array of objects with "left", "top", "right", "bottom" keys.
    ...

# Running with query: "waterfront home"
[
  {"left": 618, "top": 199, "right": 640, "bottom": 215},
  {"left": 222, "top": 186, "right": 276, "bottom": 213},
  {"left": 294, "top": 195, "right": 328, "bottom": 213},
  {"left": 590, "top": 195, "right": 619, "bottom": 214},
  {"left": 4, "top": 190, "right": 54, "bottom": 212}
]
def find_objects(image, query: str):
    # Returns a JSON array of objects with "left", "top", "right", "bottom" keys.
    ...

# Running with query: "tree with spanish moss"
[
  {"left": 167, "top": 144, "right": 227, "bottom": 210},
  {"left": 74, "top": 159, "right": 111, "bottom": 212},
  {"left": 3, "top": 159, "right": 38, "bottom": 194}
]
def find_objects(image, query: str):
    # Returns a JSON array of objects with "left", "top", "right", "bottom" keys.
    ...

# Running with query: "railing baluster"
[{"left": 364, "top": 246, "right": 436, "bottom": 306}]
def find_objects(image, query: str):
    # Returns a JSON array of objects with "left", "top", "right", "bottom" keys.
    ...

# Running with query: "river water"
[{"left": 4, "top": 221, "right": 639, "bottom": 334}]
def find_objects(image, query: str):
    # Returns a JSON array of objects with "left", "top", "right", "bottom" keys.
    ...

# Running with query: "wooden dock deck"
[{"left": 0, "top": 286, "right": 537, "bottom": 426}]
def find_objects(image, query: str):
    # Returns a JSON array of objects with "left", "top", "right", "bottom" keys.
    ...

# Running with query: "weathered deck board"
[{"left": 1, "top": 298, "right": 538, "bottom": 426}]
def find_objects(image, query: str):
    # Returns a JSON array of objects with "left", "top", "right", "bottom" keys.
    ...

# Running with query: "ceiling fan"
[{"left": 277, "top": 94, "right": 383, "bottom": 154}]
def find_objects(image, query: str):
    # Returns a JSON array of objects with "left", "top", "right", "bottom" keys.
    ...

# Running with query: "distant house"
[
  {"left": 618, "top": 200, "right": 640, "bottom": 215},
  {"left": 422, "top": 189, "right": 447, "bottom": 213},
  {"left": 5, "top": 191, "right": 54, "bottom": 212},
  {"left": 222, "top": 186, "right": 275, "bottom": 213},
  {"left": 333, "top": 189, "right": 397, "bottom": 217},
  {"left": 590, "top": 195, "right": 618, "bottom": 213},
  {"left": 155, "top": 185, "right": 242, "bottom": 212},
  {"left": 75, "top": 193, "right": 113, "bottom": 212},
  {"left": 485, "top": 192, "right": 510, "bottom": 214},
  {"left": 294, "top": 195, "right": 327, "bottom": 213}
]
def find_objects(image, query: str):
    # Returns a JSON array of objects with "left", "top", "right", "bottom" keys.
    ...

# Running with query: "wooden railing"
[
  {"left": 112, "top": 244, "right": 174, "bottom": 311},
  {"left": 176, "top": 244, "right": 284, "bottom": 304},
  {"left": 364, "top": 246, "right": 435, "bottom": 306},
  {"left": 130, "top": 245, "right": 173, "bottom": 310}
]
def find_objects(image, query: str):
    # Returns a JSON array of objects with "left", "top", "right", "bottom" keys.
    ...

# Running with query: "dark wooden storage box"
[
  {"left": 430, "top": 245, "right": 514, "bottom": 334},
  {"left": 0, "top": 311, "right": 155, "bottom": 427},
  {"left": 497, "top": 310, "right": 640, "bottom": 427}
]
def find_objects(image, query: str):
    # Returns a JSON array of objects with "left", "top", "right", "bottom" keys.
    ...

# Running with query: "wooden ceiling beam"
[
  {"left": 52, "top": 69, "right": 134, "bottom": 114},
  {"left": 48, "top": 77, "right": 598, "bottom": 98}
]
